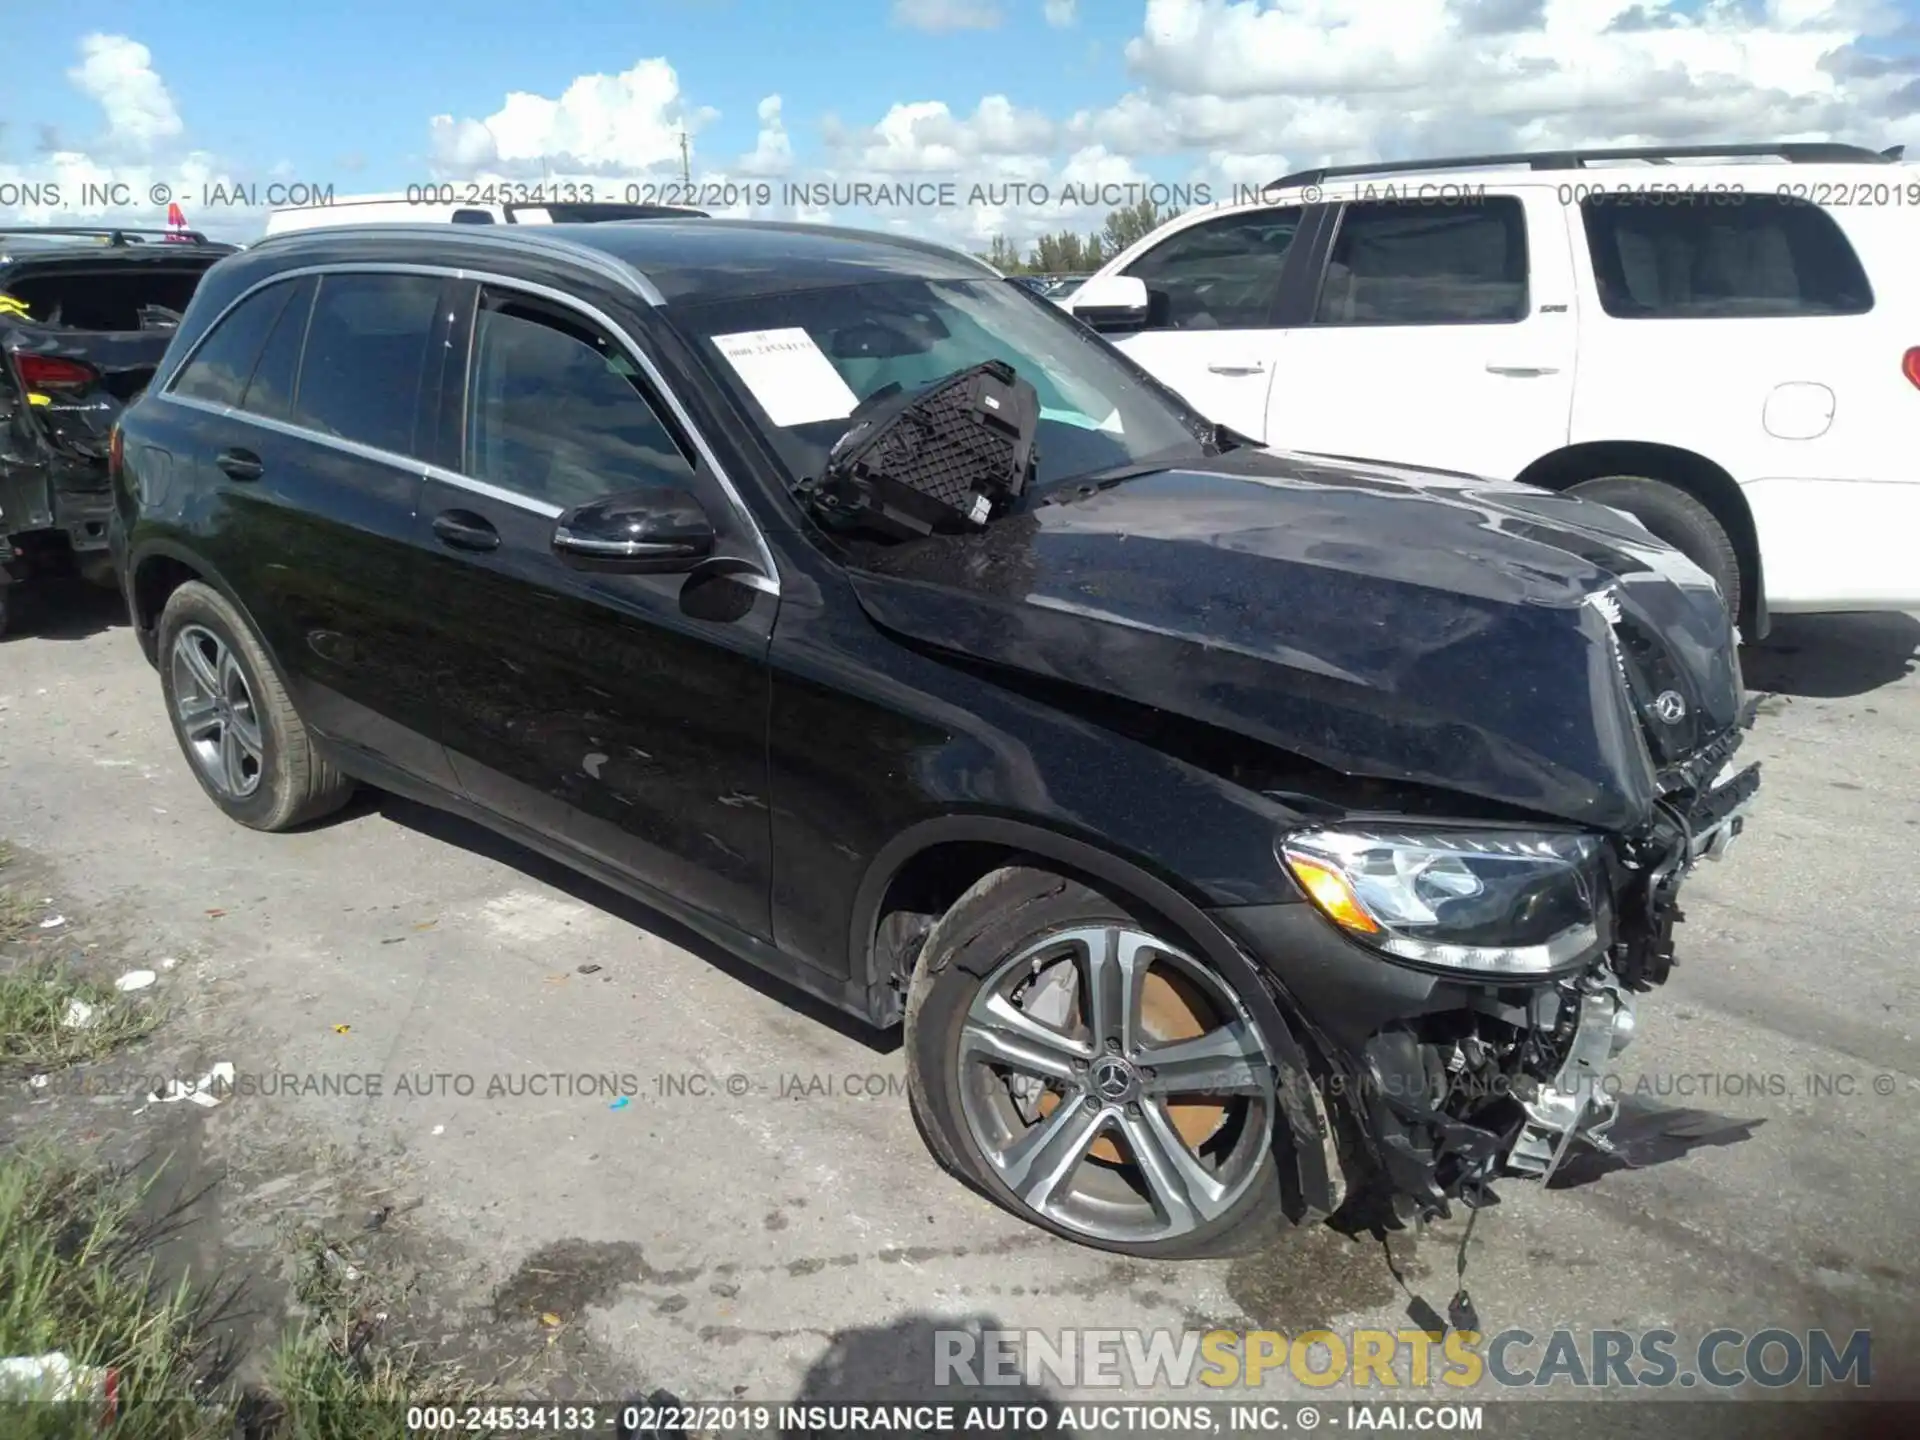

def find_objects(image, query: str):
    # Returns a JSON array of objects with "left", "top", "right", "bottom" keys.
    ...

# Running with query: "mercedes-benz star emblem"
[
  {"left": 1653, "top": 690, "right": 1688, "bottom": 723},
  {"left": 1089, "top": 1056, "right": 1137, "bottom": 1103}
]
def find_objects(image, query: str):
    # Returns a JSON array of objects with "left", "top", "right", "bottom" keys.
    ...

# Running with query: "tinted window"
[
  {"left": 238, "top": 276, "right": 315, "bottom": 422},
  {"left": 170, "top": 282, "right": 297, "bottom": 407},
  {"left": 290, "top": 273, "right": 443, "bottom": 457},
  {"left": 465, "top": 296, "right": 693, "bottom": 510},
  {"left": 1123, "top": 208, "right": 1304, "bottom": 329},
  {"left": 1580, "top": 195, "right": 1873, "bottom": 319},
  {"left": 1315, "top": 198, "right": 1529, "bottom": 325}
]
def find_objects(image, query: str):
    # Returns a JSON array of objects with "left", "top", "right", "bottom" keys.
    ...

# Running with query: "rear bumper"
[{"left": 1745, "top": 475, "right": 1920, "bottom": 611}]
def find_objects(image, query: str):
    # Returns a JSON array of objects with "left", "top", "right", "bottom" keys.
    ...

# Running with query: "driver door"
[{"left": 414, "top": 280, "right": 779, "bottom": 937}]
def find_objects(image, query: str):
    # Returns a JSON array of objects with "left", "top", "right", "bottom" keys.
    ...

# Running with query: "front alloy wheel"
[{"left": 906, "top": 867, "right": 1296, "bottom": 1258}]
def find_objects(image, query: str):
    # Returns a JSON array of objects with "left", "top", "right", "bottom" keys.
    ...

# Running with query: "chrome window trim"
[{"left": 155, "top": 260, "right": 780, "bottom": 590}]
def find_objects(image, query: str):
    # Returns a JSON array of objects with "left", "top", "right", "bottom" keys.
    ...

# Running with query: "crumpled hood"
[{"left": 843, "top": 448, "right": 1744, "bottom": 831}]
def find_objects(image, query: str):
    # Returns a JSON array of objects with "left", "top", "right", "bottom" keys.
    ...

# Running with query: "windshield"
[{"left": 668, "top": 276, "right": 1209, "bottom": 494}]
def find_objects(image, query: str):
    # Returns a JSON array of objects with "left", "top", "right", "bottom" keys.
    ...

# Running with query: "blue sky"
[
  {"left": 2, "top": 1, "right": 1131, "bottom": 184},
  {"left": 3, "top": 1, "right": 1916, "bottom": 246}
]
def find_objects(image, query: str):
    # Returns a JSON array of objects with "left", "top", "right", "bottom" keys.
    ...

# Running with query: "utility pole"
[{"left": 679, "top": 131, "right": 691, "bottom": 185}]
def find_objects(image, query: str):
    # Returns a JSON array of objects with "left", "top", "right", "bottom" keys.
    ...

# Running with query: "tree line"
[{"left": 974, "top": 198, "right": 1183, "bottom": 275}]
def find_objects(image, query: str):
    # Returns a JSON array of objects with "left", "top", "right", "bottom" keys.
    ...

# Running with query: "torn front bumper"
[{"left": 1213, "top": 738, "right": 1762, "bottom": 1222}]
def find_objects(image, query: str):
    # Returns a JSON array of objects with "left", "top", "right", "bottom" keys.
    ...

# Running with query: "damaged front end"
[{"left": 1279, "top": 712, "right": 1761, "bottom": 1228}]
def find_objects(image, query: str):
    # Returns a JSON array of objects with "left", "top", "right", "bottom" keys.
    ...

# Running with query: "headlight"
[{"left": 1279, "top": 826, "right": 1608, "bottom": 976}]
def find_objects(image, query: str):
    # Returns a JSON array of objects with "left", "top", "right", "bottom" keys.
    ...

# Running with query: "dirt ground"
[{"left": 2, "top": 582, "right": 1917, "bottom": 1426}]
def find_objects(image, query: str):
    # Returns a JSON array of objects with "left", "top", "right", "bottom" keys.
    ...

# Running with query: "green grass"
[
  {"left": 0, "top": 853, "right": 162, "bottom": 1078},
  {"left": 1, "top": 849, "right": 490, "bottom": 1437},
  {"left": 0, "top": 957, "right": 163, "bottom": 1079},
  {"left": 0, "top": 1148, "right": 223, "bottom": 1439},
  {"left": 0, "top": 1151, "right": 490, "bottom": 1439},
  {"left": 251, "top": 1229, "right": 459, "bottom": 1440}
]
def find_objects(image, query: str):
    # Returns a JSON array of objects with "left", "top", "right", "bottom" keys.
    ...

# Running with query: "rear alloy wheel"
[
  {"left": 905, "top": 866, "right": 1295, "bottom": 1258},
  {"left": 1566, "top": 475, "right": 1743, "bottom": 624},
  {"left": 156, "top": 581, "right": 355, "bottom": 831}
]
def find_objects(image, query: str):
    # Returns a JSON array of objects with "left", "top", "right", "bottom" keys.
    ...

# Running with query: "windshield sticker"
[{"left": 711, "top": 328, "right": 860, "bottom": 428}]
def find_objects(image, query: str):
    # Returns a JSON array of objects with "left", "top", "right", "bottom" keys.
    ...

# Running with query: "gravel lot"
[{"left": 2, "top": 585, "right": 1916, "bottom": 1414}]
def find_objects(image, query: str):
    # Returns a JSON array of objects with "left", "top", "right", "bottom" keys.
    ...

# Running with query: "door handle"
[
  {"left": 215, "top": 448, "right": 263, "bottom": 481},
  {"left": 431, "top": 510, "right": 500, "bottom": 552},
  {"left": 1485, "top": 364, "right": 1561, "bottom": 377},
  {"left": 1206, "top": 363, "right": 1268, "bottom": 376}
]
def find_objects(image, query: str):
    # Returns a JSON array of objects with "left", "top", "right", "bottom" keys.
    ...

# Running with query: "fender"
[
  {"left": 854, "top": 812, "right": 1340, "bottom": 1218},
  {"left": 124, "top": 536, "right": 283, "bottom": 675}
]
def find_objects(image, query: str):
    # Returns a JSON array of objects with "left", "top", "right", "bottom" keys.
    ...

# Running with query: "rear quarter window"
[
  {"left": 0, "top": 264, "right": 218, "bottom": 331},
  {"left": 1580, "top": 194, "right": 1874, "bottom": 319}
]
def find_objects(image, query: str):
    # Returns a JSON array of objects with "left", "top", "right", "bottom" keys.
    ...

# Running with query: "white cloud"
[
  {"left": 67, "top": 34, "right": 183, "bottom": 154},
  {"left": 1044, "top": 0, "right": 1079, "bottom": 25},
  {"left": 891, "top": 0, "right": 1006, "bottom": 33},
  {"left": 1099, "top": 0, "right": 1918, "bottom": 165},
  {"left": 738, "top": 94, "right": 794, "bottom": 176},
  {"left": 427, "top": 57, "right": 716, "bottom": 176},
  {"left": 1, "top": 34, "right": 250, "bottom": 235}
]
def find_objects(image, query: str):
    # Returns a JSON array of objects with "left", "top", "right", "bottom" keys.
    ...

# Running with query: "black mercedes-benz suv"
[{"left": 109, "top": 219, "right": 1759, "bottom": 1258}]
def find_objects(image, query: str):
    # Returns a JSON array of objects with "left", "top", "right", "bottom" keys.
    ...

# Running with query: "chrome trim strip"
[
  {"left": 553, "top": 528, "right": 689, "bottom": 557},
  {"left": 155, "top": 262, "right": 779, "bottom": 587}
]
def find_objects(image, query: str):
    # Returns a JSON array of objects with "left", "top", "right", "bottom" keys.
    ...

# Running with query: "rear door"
[
  {"left": 161, "top": 268, "right": 461, "bottom": 789},
  {"left": 1097, "top": 206, "right": 1314, "bottom": 442},
  {"left": 1261, "top": 189, "right": 1578, "bottom": 477},
  {"left": 415, "top": 281, "right": 777, "bottom": 935}
]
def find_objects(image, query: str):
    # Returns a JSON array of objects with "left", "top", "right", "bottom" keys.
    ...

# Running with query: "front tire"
[
  {"left": 904, "top": 865, "right": 1296, "bottom": 1259},
  {"left": 1566, "top": 475, "right": 1742, "bottom": 622},
  {"left": 156, "top": 581, "right": 354, "bottom": 831}
]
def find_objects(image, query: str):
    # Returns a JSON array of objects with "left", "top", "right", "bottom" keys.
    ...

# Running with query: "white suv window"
[
  {"left": 1121, "top": 207, "right": 1305, "bottom": 330},
  {"left": 1314, "top": 198, "right": 1530, "bottom": 326},
  {"left": 1578, "top": 194, "right": 1874, "bottom": 320}
]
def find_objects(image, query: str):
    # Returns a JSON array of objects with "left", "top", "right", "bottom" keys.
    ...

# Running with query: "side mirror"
[
  {"left": 552, "top": 482, "right": 715, "bottom": 574},
  {"left": 1068, "top": 273, "right": 1151, "bottom": 332}
]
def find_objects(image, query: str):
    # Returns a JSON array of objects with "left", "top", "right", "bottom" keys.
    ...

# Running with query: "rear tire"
[
  {"left": 156, "top": 581, "right": 355, "bottom": 831},
  {"left": 1566, "top": 474, "right": 1742, "bottom": 622},
  {"left": 904, "top": 865, "right": 1296, "bottom": 1259}
]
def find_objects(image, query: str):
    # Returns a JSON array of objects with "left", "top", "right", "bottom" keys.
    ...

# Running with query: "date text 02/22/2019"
[{"left": 402, "top": 1401, "right": 1487, "bottom": 1434}]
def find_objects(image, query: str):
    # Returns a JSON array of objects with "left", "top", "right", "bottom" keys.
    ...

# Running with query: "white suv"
[{"left": 1066, "top": 142, "right": 1918, "bottom": 637}]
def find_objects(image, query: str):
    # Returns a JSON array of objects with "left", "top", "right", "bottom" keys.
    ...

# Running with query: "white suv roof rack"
[{"left": 1272, "top": 142, "right": 1903, "bottom": 190}]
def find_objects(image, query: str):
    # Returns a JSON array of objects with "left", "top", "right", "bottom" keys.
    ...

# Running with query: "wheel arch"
[
  {"left": 129, "top": 543, "right": 270, "bottom": 664},
  {"left": 855, "top": 812, "right": 1340, "bottom": 1218},
  {"left": 1515, "top": 439, "right": 1769, "bottom": 639}
]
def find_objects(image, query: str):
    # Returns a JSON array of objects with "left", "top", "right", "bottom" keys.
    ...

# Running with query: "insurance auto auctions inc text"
[{"left": 935, "top": 1327, "right": 1872, "bottom": 1392}]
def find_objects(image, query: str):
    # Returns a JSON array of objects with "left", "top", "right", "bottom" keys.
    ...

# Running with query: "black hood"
[{"left": 842, "top": 448, "right": 1744, "bottom": 832}]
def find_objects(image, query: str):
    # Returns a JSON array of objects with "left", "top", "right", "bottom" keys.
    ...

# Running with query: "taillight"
[
  {"left": 1904, "top": 347, "right": 1920, "bottom": 390},
  {"left": 109, "top": 424, "right": 125, "bottom": 477},
  {"left": 16, "top": 353, "right": 98, "bottom": 391}
]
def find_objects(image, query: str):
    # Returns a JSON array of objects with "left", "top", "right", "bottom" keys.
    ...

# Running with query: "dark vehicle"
[
  {"left": 1, "top": 226, "right": 237, "bottom": 635},
  {"left": 111, "top": 220, "right": 1759, "bottom": 1258}
]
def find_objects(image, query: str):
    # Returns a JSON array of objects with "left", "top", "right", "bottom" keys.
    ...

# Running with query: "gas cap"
[{"left": 1762, "top": 382, "right": 1835, "bottom": 440}]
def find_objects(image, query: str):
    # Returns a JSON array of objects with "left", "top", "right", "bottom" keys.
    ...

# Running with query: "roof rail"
[
  {"left": 1271, "top": 142, "right": 1897, "bottom": 190},
  {"left": 0, "top": 225, "right": 217, "bottom": 246},
  {"left": 241, "top": 222, "right": 670, "bottom": 305}
]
